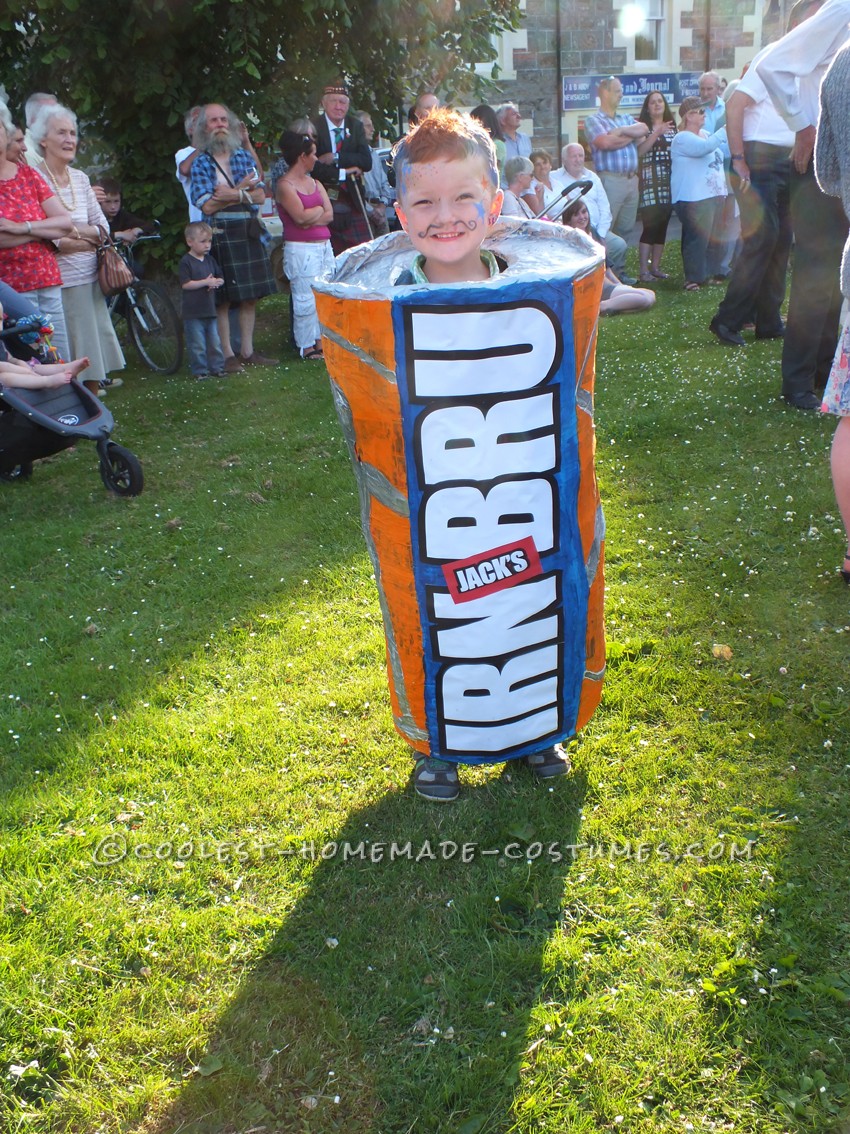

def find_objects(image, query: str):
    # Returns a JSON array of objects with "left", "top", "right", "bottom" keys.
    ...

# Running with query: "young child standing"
[
  {"left": 316, "top": 109, "right": 608, "bottom": 802},
  {"left": 179, "top": 221, "right": 225, "bottom": 379}
]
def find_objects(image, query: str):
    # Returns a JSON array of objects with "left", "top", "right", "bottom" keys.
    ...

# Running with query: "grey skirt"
[{"left": 61, "top": 281, "right": 125, "bottom": 382}]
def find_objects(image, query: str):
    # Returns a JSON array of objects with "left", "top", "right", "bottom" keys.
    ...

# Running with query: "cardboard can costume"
[{"left": 313, "top": 218, "right": 606, "bottom": 764}]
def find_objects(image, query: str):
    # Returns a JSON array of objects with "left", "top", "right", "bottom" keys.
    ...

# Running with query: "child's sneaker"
[
  {"left": 524, "top": 743, "right": 571, "bottom": 779},
  {"left": 413, "top": 756, "right": 460, "bottom": 801}
]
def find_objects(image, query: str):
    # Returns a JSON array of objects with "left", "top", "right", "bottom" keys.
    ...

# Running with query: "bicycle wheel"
[{"left": 126, "top": 282, "right": 183, "bottom": 374}]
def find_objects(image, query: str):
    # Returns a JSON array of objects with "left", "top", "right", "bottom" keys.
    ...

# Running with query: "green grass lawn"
[{"left": 1, "top": 272, "right": 849, "bottom": 1134}]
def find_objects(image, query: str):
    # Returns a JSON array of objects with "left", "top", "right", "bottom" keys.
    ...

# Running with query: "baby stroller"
[{"left": 0, "top": 292, "right": 143, "bottom": 496}]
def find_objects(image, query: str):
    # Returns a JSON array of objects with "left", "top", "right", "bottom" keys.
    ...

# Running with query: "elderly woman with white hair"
[
  {"left": 0, "top": 100, "right": 72, "bottom": 357},
  {"left": 30, "top": 103, "right": 124, "bottom": 393},
  {"left": 500, "top": 156, "right": 537, "bottom": 219}
]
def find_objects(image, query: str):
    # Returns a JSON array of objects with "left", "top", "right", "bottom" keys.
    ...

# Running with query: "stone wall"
[{"left": 493, "top": 0, "right": 761, "bottom": 154}]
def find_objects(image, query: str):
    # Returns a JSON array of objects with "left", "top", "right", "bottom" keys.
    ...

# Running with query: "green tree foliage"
[{"left": 0, "top": 0, "right": 521, "bottom": 267}]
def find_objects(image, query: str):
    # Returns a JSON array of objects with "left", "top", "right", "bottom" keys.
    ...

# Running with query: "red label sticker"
[{"left": 442, "top": 536, "right": 543, "bottom": 604}]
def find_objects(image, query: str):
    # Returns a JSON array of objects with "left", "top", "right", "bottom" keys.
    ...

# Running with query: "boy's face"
[
  {"left": 187, "top": 231, "right": 212, "bottom": 256},
  {"left": 101, "top": 193, "right": 121, "bottom": 220},
  {"left": 395, "top": 155, "right": 503, "bottom": 283}
]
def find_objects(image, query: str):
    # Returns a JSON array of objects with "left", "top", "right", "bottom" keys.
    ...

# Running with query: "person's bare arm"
[
  {"left": 182, "top": 274, "right": 224, "bottom": 290},
  {"left": 277, "top": 180, "right": 327, "bottom": 227},
  {"left": 592, "top": 122, "right": 650, "bottom": 151},
  {"left": 0, "top": 196, "right": 73, "bottom": 246},
  {"left": 179, "top": 149, "right": 199, "bottom": 178},
  {"left": 314, "top": 180, "right": 334, "bottom": 225},
  {"left": 203, "top": 170, "right": 263, "bottom": 214},
  {"left": 238, "top": 123, "right": 264, "bottom": 181},
  {"left": 636, "top": 121, "right": 675, "bottom": 156},
  {"left": 725, "top": 89, "right": 757, "bottom": 188}
]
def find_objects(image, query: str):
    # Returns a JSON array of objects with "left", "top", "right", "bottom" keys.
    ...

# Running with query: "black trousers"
[
  {"left": 715, "top": 142, "right": 792, "bottom": 335},
  {"left": 782, "top": 164, "right": 848, "bottom": 399}
]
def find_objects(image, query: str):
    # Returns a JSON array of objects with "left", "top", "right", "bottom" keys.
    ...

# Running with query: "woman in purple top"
[{"left": 276, "top": 131, "right": 334, "bottom": 361}]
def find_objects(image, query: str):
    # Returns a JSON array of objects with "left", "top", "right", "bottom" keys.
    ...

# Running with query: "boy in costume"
[{"left": 314, "top": 110, "right": 606, "bottom": 801}]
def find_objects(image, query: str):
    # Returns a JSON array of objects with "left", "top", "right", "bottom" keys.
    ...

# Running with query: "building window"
[
  {"left": 634, "top": 0, "right": 664, "bottom": 62},
  {"left": 618, "top": 0, "right": 665, "bottom": 64}
]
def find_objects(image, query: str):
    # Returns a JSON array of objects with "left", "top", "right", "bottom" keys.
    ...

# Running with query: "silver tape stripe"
[
  {"left": 575, "top": 316, "right": 599, "bottom": 397},
  {"left": 320, "top": 324, "right": 398, "bottom": 385},
  {"left": 584, "top": 665, "right": 606, "bottom": 681},
  {"left": 330, "top": 382, "right": 419, "bottom": 735},
  {"left": 361, "top": 463, "right": 409, "bottom": 516},
  {"left": 585, "top": 503, "right": 606, "bottom": 585},
  {"left": 576, "top": 387, "right": 594, "bottom": 417},
  {"left": 395, "top": 712, "right": 429, "bottom": 742}
]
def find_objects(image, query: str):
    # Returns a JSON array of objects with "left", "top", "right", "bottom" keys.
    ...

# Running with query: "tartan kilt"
[
  {"left": 210, "top": 216, "right": 276, "bottom": 304},
  {"left": 329, "top": 188, "right": 372, "bottom": 255}
]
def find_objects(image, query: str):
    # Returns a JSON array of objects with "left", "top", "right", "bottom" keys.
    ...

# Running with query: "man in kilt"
[
  {"left": 312, "top": 82, "right": 373, "bottom": 255},
  {"left": 190, "top": 103, "right": 277, "bottom": 373}
]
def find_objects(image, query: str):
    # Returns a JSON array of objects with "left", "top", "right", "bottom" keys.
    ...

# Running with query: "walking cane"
[
  {"left": 349, "top": 174, "right": 375, "bottom": 241},
  {"left": 534, "top": 179, "right": 593, "bottom": 223}
]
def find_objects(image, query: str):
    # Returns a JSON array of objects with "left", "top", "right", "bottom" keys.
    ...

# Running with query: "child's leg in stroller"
[
  {"left": 32, "top": 357, "right": 90, "bottom": 379},
  {"left": 0, "top": 358, "right": 72, "bottom": 389}
]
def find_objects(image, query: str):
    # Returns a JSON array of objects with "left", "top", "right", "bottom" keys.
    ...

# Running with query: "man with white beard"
[{"left": 189, "top": 103, "right": 277, "bottom": 373}]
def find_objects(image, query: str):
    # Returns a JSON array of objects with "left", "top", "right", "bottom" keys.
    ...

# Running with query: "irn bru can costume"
[{"left": 313, "top": 217, "right": 606, "bottom": 764}]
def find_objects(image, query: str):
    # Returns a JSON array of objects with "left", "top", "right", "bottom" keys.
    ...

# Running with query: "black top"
[{"left": 179, "top": 252, "right": 222, "bottom": 319}]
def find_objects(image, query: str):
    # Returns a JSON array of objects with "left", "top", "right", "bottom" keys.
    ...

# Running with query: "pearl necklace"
[{"left": 40, "top": 161, "right": 77, "bottom": 212}]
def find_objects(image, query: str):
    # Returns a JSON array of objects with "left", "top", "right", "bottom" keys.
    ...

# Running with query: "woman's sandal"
[
  {"left": 638, "top": 273, "right": 656, "bottom": 283},
  {"left": 841, "top": 548, "right": 850, "bottom": 585},
  {"left": 683, "top": 281, "right": 701, "bottom": 291},
  {"left": 651, "top": 268, "right": 670, "bottom": 279},
  {"left": 301, "top": 346, "right": 324, "bottom": 361}
]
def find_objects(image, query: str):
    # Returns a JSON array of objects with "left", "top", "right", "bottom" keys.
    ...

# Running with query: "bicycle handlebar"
[{"left": 108, "top": 230, "right": 161, "bottom": 249}]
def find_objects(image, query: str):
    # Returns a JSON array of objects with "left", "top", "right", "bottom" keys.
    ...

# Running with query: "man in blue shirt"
[
  {"left": 584, "top": 77, "right": 650, "bottom": 242},
  {"left": 699, "top": 72, "right": 727, "bottom": 133}
]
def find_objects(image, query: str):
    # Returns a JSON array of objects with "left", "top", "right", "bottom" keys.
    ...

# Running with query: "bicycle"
[{"left": 107, "top": 232, "right": 183, "bottom": 375}]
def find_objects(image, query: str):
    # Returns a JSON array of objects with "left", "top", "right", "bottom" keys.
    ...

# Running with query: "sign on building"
[{"left": 563, "top": 72, "right": 702, "bottom": 110}]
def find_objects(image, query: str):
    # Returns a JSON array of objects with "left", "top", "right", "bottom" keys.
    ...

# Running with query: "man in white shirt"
[
  {"left": 756, "top": 0, "right": 850, "bottom": 408},
  {"left": 709, "top": 46, "right": 796, "bottom": 345},
  {"left": 551, "top": 143, "right": 633, "bottom": 281},
  {"left": 175, "top": 106, "right": 204, "bottom": 223}
]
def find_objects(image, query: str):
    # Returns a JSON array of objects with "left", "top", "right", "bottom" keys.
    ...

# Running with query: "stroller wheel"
[
  {"left": 99, "top": 442, "right": 143, "bottom": 496},
  {"left": 0, "top": 461, "right": 34, "bottom": 483}
]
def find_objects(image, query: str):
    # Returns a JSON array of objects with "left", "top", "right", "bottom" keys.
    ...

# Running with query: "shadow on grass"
[{"left": 140, "top": 768, "right": 589, "bottom": 1134}]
